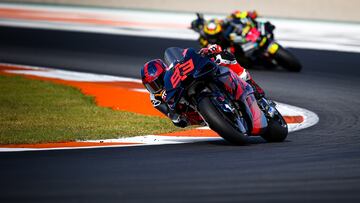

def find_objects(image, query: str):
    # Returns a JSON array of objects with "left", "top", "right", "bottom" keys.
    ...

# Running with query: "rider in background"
[
  {"left": 223, "top": 10, "right": 259, "bottom": 44},
  {"left": 191, "top": 10, "right": 272, "bottom": 50},
  {"left": 141, "top": 44, "right": 266, "bottom": 128},
  {"left": 191, "top": 17, "right": 229, "bottom": 48}
]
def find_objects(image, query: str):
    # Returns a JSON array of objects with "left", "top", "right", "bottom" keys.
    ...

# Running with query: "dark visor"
[{"left": 144, "top": 78, "right": 163, "bottom": 94}]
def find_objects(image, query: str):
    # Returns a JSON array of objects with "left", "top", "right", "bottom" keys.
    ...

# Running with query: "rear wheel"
[
  {"left": 197, "top": 96, "right": 248, "bottom": 144},
  {"left": 274, "top": 46, "right": 302, "bottom": 72}
]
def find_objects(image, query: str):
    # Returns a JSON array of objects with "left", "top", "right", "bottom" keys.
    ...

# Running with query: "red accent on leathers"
[
  {"left": 216, "top": 54, "right": 265, "bottom": 97},
  {"left": 218, "top": 62, "right": 245, "bottom": 76}
]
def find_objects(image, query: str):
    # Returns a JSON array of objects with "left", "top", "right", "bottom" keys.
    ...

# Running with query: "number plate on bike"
[{"left": 170, "top": 59, "right": 194, "bottom": 88}]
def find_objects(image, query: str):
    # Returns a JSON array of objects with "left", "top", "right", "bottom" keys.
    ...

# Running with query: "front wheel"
[
  {"left": 261, "top": 110, "right": 288, "bottom": 142},
  {"left": 274, "top": 46, "right": 302, "bottom": 72},
  {"left": 197, "top": 96, "right": 248, "bottom": 144}
]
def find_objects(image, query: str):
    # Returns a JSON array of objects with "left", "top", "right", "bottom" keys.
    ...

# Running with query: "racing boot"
[{"left": 170, "top": 113, "right": 189, "bottom": 128}]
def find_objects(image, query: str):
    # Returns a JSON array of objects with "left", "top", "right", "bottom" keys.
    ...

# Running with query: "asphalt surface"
[{"left": 1, "top": 26, "right": 360, "bottom": 203}]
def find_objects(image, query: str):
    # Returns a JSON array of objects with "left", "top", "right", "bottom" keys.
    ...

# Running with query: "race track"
[{"left": 1, "top": 26, "right": 360, "bottom": 202}]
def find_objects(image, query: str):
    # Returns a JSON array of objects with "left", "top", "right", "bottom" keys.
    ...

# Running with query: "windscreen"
[{"left": 164, "top": 47, "right": 185, "bottom": 66}]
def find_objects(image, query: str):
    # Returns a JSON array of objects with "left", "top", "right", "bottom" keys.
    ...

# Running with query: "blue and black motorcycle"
[{"left": 163, "top": 47, "right": 288, "bottom": 144}]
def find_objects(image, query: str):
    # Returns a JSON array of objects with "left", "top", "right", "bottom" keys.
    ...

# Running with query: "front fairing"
[
  {"left": 163, "top": 48, "right": 217, "bottom": 109},
  {"left": 244, "top": 93, "right": 268, "bottom": 135}
]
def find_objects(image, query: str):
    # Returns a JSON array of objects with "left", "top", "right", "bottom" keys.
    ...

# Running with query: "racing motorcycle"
[
  {"left": 163, "top": 47, "right": 288, "bottom": 144},
  {"left": 191, "top": 13, "right": 302, "bottom": 72}
]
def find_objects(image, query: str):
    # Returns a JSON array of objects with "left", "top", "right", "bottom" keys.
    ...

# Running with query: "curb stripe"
[{"left": 0, "top": 142, "right": 142, "bottom": 149}]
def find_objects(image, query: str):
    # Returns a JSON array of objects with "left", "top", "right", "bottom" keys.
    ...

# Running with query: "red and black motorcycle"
[
  {"left": 191, "top": 14, "right": 302, "bottom": 72},
  {"left": 163, "top": 47, "right": 288, "bottom": 144}
]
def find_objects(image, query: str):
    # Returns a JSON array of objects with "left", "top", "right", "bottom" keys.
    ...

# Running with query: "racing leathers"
[
  {"left": 223, "top": 10, "right": 259, "bottom": 43},
  {"left": 191, "top": 11, "right": 275, "bottom": 56},
  {"left": 149, "top": 44, "right": 265, "bottom": 128},
  {"left": 192, "top": 11, "right": 264, "bottom": 48}
]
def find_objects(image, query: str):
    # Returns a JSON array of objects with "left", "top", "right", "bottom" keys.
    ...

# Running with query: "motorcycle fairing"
[
  {"left": 163, "top": 48, "right": 216, "bottom": 110},
  {"left": 163, "top": 47, "right": 267, "bottom": 136},
  {"left": 215, "top": 66, "right": 247, "bottom": 101},
  {"left": 246, "top": 93, "right": 268, "bottom": 135},
  {"left": 245, "top": 27, "right": 261, "bottom": 42},
  {"left": 267, "top": 42, "right": 279, "bottom": 55},
  {"left": 215, "top": 67, "right": 267, "bottom": 135}
]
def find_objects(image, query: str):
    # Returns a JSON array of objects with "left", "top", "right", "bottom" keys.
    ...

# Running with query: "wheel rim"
[{"left": 209, "top": 96, "right": 249, "bottom": 135}]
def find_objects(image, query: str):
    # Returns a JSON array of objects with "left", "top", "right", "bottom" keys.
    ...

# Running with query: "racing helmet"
[
  {"left": 203, "top": 19, "right": 222, "bottom": 44},
  {"left": 230, "top": 10, "right": 248, "bottom": 19},
  {"left": 141, "top": 59, "right": 167, "bottom": 94}
]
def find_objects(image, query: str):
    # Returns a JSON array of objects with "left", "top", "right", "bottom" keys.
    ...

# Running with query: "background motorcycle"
[
  {"left": 163, "top": 47, "right": 288, "bottom": 144},
  {"left": 191, "top": 13, "right": 302, "bottom": 72}
]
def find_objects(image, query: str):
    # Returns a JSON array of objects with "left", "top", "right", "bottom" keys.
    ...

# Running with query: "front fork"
[
  {"left": 211, "top": 92, "right": 249, "bottom": 135},
  {"left": 258, "top": 97, "right": 277, "bottom": 118},
  {"left": 197, "top": 83, "right": 250, "bottom": 135}
]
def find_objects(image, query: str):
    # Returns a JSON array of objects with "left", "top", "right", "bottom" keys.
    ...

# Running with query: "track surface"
[{"left": 1, "top": 27, "right": 360, "bottom": 202}]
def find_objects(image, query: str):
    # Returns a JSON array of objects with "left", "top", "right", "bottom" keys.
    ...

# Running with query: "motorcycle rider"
[
  {"left": 227, "top": 10, "right": 258, "bottom": 26},
  {"left": 191, "top": 17, "right": 230, "bottom": 48},
  {"left": 223, "top": 10, "right": 259, "bottom": 44},
  {"left": 191, "top": 10, "right": 273, "bottom": 50},
  {"left": 141, "top": 44, "right": 267, "bottom": 128}
]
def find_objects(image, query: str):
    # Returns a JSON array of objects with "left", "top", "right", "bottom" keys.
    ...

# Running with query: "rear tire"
[
  {"left": 274, "top": 46, "right": 302, "bottom": 72},
  {"left": 197, "top": 96, "right": 248, "bottom": 144}
]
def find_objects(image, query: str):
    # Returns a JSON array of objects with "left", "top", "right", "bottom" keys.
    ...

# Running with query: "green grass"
[{"left": 0, "top": 75, "right": 181, "bottom": 144}]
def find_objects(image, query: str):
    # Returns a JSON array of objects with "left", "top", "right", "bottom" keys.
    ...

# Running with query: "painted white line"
[
  {"left": 0, "top": 144, "right": 149, "bottom": 152},
  {"left": 0, "top": 20, "right": 197, "bottom": 40},
  {"left": 281, "top": 41, "right": 360, "bottom": 53},
  {"left": 1, "top": 63, "right": 142, "bottom": 82},
  {"left": 277, "top": 102, "right": 319, "bottom": 132},
  {"left": 84, "top": 135, "right": 221, "bottom": 145},
  {"left": 132, "top": 88, "right": 149, "bottom": 93}
]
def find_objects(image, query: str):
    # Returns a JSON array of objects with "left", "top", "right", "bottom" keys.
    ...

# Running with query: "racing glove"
[{"left": 199, "top": 44, "right": 223, "bottom": 56}]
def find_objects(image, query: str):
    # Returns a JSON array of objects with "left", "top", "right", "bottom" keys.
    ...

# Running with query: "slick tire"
[
  {"left": 274, "top": 46, "right": 302, "bottom": 72},
  {"left": 197, "top": 96, "right": 248, "bottom": 145},
  {"left": 261, "top": 113, "right": 288, "bottom": 142}
]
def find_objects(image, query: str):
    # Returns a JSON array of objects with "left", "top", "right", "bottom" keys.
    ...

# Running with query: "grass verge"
[{"left": 0, "top": 75, "right": 181, "bottom": 144}]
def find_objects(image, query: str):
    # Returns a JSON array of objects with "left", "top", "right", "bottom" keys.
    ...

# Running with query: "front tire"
[
  {"left": 197, "top": 96, "right": 248, "bottom": 144},
  {"left": 274, "top": 46, "right": 302, "bottom": 72},
  {"left": 261, "top": 111, "right": 288, "bottom": 142}
]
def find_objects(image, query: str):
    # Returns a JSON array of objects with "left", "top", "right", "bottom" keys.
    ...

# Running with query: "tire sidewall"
[{"left": 197, "top": 96, "right": 248, "bottom": 144}]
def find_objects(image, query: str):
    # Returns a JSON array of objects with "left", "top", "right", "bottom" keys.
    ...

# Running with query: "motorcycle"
[
  {"left": 191, "top": 13, "right": 302, "bottom": 72},
  {"left": 163, "top": 47, "right": 288, "bottom": 144}
]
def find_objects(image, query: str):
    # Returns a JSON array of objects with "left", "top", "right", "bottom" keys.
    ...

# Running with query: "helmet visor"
[{"left": 144, "top": 78, "right": 163, "bottom": 94}]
